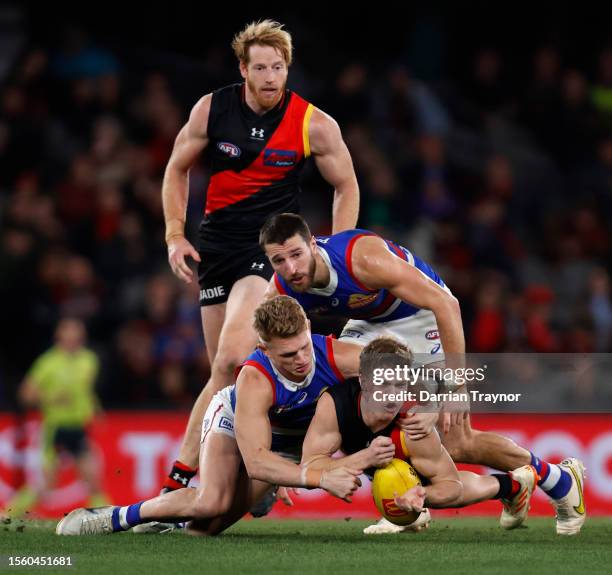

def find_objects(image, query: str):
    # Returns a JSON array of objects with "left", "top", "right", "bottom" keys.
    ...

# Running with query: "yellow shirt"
[{"left": 28, "top": 346, "right": 99, "bottom": 428}]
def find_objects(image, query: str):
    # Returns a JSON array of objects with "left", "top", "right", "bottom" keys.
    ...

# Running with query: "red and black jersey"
[
  {"left": 326, "top": 378, "right": 410, "bottom": 477},
  {"left": 200, "top": 83, "right": 314, "bottom": 251}
]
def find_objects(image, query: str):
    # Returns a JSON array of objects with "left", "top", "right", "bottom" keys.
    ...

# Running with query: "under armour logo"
[
  {"left": 172, "top": 473, "right": 189, "bottom": 486},
  {"left": 251, "top": 128, "right": 265, "bottom": 139},
  {"left": 251, "top": 262, "right": 265, "bottom": 270}
]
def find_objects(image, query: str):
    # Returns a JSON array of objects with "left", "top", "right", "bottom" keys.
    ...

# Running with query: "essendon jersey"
[
  {"left": 326, "top": 378, "right": 409, "bottom": 477},
  {"left": 201, "top": 83, "right": 314, "bottom": 250}
]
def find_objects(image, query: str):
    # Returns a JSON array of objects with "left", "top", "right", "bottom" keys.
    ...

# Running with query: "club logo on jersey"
[
  {"left": 217, "top": 142, "right": 242, "bottom": 158},
  {"left": 425, "top": 330, "right": 440, "bottom": 340},
  {"left": 264, "top": 149, "right": 298, "bottom": 167},
  {"left": 251, "top": 128, "right": 265, "bottom": 139},
  {"left": 348, "top": 293, "right": 379, "bottom": 309}
]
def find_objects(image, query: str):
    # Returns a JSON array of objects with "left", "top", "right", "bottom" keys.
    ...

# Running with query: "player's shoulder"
[{"left": 308, "top": 107, "right": 342, "bottom": 153}]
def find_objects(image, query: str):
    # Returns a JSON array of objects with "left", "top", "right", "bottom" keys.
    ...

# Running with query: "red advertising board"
[{"left": 1, "top": 412, "right": 610, "bottom": 519}]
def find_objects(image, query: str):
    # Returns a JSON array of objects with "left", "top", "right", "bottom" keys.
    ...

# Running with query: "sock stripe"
[
  {"left": 540, "top": 463, "right": 561, "bottom": 491},
  {"left": 118, "top": 506, "right": 130, "bottom": 530}
]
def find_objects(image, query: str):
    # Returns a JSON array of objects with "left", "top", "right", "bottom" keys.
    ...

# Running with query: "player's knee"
[
  {"left": 192, "top": 488, "right": 233, "bottom": 518},
  {"left": 212, "top": 349, "right": 244, "bottom": 378}
]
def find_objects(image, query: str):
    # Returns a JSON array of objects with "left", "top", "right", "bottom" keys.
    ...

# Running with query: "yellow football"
[{"left": 371, "top": 458, "right": 422, "bottom": 525}]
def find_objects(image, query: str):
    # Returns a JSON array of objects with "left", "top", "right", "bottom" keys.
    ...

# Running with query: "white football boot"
[
  {"left": 363, "top": 509, "right": 431, "bottom": 534},
  {"left": 56, "top": 506, "right": 115, "bottom": 535},
  {"left": 551, "top": 458, "right": 586, "bottom": 536},
  {"left": 499, "top": 464, "right": 538, "bottom": 530},
  {"left": 132, "top": 521, "right": 180, "bottom": 534}
]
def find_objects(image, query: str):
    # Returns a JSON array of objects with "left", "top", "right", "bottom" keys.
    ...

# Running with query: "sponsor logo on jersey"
[
  {"left": 200, "top": 286, "right": 226, "bottom": 300},
  {"left": 296, "top": 391, "right": 308, "bottom": 404},
  {"left": 425, "top": 330, "right": 440, "bottom": 340},
  {"left": 251, "top": 262, "right": 265, "bottom": 270},
  {"left": 430, "top": 343, "right": 441, "bottom": 354},
  {"left": 251, "top": 128, "right": 265, "bottom": 139},
  {"left": 316, "top": 238, "right": 330, "bottom": 244},
  {"left": 348, "top": 293, "right": 379, "bottom": 309},
  {"left": 217, "top": 142, "right": 242, "bottom": 158},
  {"left": 218, "top": 416, "right": 234, "bottom": 432},
  {"left": 263, "top": 149, "right": 298, "bottom": 167}
]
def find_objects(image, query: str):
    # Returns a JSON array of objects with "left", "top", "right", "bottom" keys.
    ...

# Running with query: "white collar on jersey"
[
  {"left": 306, "top": 246, "right": 338, "bottom": 296},
  {"left": 269, "top": 349, "right": 317, "bottom": 392}
]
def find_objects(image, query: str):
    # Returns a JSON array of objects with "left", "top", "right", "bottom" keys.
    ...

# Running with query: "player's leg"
[
  {"left": 440, "top": 415, "right": 584, "bottom": 521},
  {"left": 56, "top": 391, "right": 243, "bottom": 535},
  {"left": 162, "top": 301, "right": 226, "bottom": 488},
  {"left": 441, "top": 415, "right": 531, "bottom": 470},
  {"left": 172, "top": 274, "right": 268, "bottom": 473},
  {"left": 187, "top": 477, "right": 274, "bottom": 536},
  {"left": 452, "top": 467, "right": 538, "bottom": 530}
]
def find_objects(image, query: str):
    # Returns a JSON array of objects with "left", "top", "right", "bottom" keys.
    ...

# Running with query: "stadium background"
[{"left": 1, "top": 4, "right": 611, "bottom": 517}]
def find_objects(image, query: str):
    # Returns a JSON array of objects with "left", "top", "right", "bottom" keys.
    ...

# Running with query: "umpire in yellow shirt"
[{"left": 6, "top": 318, "right": 108, "bottom": 517}]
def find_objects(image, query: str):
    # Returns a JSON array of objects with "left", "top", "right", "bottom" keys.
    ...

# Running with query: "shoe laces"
[{"left": 82, "top": 512, "right": 112, "bottom": 534}]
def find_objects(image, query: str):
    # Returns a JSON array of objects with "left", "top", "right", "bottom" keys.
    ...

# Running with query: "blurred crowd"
[{"left": 1, "top": 21, "right": 612, "bottom": 409}]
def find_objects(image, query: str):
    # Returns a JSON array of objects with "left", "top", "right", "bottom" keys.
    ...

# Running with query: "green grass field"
[{"left": 1, "top": 518, "right": 611, "bottom": 575}]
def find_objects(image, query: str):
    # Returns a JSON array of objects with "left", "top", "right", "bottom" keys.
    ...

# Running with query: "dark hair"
[{"left": 259, "top": 213, "right": 312, "bottom": 248}]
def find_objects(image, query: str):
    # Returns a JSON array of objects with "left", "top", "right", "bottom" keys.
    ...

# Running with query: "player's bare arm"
[
  {"left": 329, "top": 339, "right": 361, "bottom": 380},
  {"left": 234, "top": 366, "right": 362, "bottom": 501},
  {"left": 397, "top": 430, "right": 462, "bottom": 511},
  {"left": 309, "top": 108, "right": 359, "bottom": 233},
  {"left": 351, "top": 236, "right": 465, "bottom": 358},
  {"left": 301, "top": 393, "right": 394, "bottom": 472},
  {"left": 162, "top": 94, "right": 211, "bottom": 283}
]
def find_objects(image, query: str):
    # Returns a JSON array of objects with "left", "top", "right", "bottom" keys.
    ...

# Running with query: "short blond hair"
[
  {"left": 232, "top": 20, "right": 293, "bottom": 66},
  {"left": 254, "top": 295, "right": 307, "bottom": 342}
]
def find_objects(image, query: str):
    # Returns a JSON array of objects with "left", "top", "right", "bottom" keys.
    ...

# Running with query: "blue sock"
[
  {"left": 530, "top": 453, "right": 572, "bottom": 500},
  {"left": 111, "top": 502, "right": 144, "bottom": 532}
]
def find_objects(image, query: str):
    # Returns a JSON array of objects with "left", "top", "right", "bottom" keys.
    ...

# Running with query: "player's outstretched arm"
[
  {"left": 309, "top": 108, "right": 359, "bottom": 233},
  {"left": 399, "top": 430, "right": 462, "bottom": 510},
  {"left": 235, "top": 367, "right": 361, "bottom": 501},
  {"left": 162, "top": 94, "right": 211, "bottom": 283}
]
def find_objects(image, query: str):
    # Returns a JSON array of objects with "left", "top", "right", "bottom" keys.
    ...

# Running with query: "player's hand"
[
  {"left": 320, "top": 467, "right": 362, "bottom": 502},
  {"left": 440, "top": 390, "right": 470, "bottom": 434},
  {"left": 277, "top": 486, "right": 299, "bottom": 507},
  {"left": 397, "top": 411, "right": 438, "bottom": 441},
  {"left": 394, "top": 485, "right": 426, "bottom": 513},
  {"left": 167, "top": 236, "right": 201, "bottom": 284},
  {"left": 366, "top": 436, "right": 396, "bottom": 468}
]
